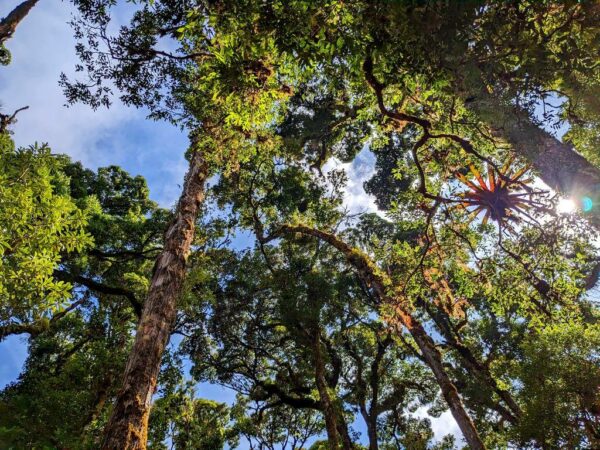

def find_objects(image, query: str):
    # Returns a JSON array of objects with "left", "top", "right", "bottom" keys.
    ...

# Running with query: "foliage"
[
  {"left": 2, "top": 1, "right": 600, "bottom": 449},
  {"left": 512, "top": 321, "right": 600, "bottom": 448},
  {"left": 0, "top": 309, "right": 130, "bottom": 449},
  {"left": 149, "top": 380, "right": 238, "bottom": 450},
  {"left": 0, "top": 151, "right": 167, "bottom": 447},
  {"left": 0, "top": 134, "right": 93, "bottom": 334}
]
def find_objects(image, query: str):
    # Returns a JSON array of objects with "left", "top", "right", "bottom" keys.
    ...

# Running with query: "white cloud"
[
  {"left": 0, "top": 0, "right": 188, "bottom": 207},
  {"left": 1, "top": 1, "right": 133, "bottom": 160},
  {"left": 323, "top": 148, "right": 382, "bottom": 216},
  {"left": 414, "top": 405, "right": 465, "bottom": 446}
]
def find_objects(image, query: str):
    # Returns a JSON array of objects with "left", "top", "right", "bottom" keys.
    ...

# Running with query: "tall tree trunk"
[
  {"left": 101, "top": 149, "right": 208, "bottom": 450},
  {"left": 394, "top": 308, "right": 485, "bottom": 450},
  {"left": 0, "top": 0, "right": 38, "bottom": 44},
  {"left": 275, "top": 225, "right": 486, "bottom": 450},
  {"left": 345, "top": 337, "right": 378, "bottom": 450},
  {"left": 313, "top": 332, "right": 353, "bottom": 450},
  {"left": 419, "top": 298, "right": 522, "bottom": 422},
  {"left": 365, "top": 415, "right": 378, "bottom": 450},
  {"left": 467, "top": 90, "right": 600, "bottom": 229}
]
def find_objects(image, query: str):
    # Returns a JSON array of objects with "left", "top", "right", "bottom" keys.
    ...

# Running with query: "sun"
[{"left": 557, "top": 198, "right": 577, "bottom": 214}]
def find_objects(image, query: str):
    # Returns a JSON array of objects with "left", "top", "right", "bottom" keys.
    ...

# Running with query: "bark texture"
[
  {"left": 314, "top": 334, "right": 342, "bottom": 449},
  {"left": 276, "top": 225, "right": 486, "bottom": 450},
  {"left": 101, "top": 150, "right": 208, "bottom": 450},
  {"left": 0, "top": 0, "right": 38, "bottom": 44},
  {"left": 313, "top": 332, "right": 353, "bottom": 449}
]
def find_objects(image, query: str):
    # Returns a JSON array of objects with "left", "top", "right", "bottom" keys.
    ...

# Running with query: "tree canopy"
[{"left": 1, "top": 1, "right": 600, "bottom": 449}]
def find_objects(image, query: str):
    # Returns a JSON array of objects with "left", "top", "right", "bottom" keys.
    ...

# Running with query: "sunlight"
[{"left": 557, "top": 197, "right": 577, "bottom": 213}]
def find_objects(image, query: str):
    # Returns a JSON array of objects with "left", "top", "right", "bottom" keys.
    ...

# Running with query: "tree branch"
[
  {"left": 0, "top": 0, "right": 38, "bottom": 44},
  {"left": 53, "top": 270, "right": 142, "bottom": 317}
]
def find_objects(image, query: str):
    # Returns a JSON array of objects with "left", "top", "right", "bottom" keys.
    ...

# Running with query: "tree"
[
  {"left": 9, "top": 2, "right": 599, "bottom": 449},
  {"left": 359, "top": 1, "right": 600, "bottom": 226},
  {"left": 206, "top": 109, "right": 599, "bottom": 447},
  {"left": 0, "top": 303, "right": 131, "bottom": 449},
  {"left": 181, "top": 240, "right": 445, "bottom": 449},
  {"left": 216, "top": 1, "right": 600, "bottom": 228},
  {"left": 0, "top": 0, "right": 39, "bottom": 65},
  {"left": 513, "top": 322, "right": 600, "bottom": 447},
  {"left": 0, "top": 152, "right": 169, "bottom": 448},
  {"left": 148, "top": 380, "right": 238, "bottom": 450},
  {"left": 0, "top": 132, "right": 93, "bottom": 339},
  {"left": 65, "top": 2, "right": 305, "bottom": 446},
  {"left": 232, "top": 401, "right": 323, "bottom": 450}
]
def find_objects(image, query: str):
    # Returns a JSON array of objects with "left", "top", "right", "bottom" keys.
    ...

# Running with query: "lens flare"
[{"left": 582, "top": 196, "right": 594, "bottom": 212}]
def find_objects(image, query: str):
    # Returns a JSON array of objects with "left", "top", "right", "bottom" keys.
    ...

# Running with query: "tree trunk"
[
  {"left": 467, "top": 91, "right": 600, "bottom": 229},
  {"left": 101, "top": 149, "right": 208, "bottom": 450},
  {"left": 365, "top": 416, "right": 378, "bottom": 450},
  {"left": 313, "top": 332, "right": 353, "bottom": 450},
  {"left": 0, "top": 0, "right": 38, "bottom": 44},
  {"left": 357, "top": 400, "right": 378, "bottom": 450},
  {"left": 396, "top": 310, "right": 485, "bottom": 450},
  {"left": 346, "top": 338, "right": 378, "bottom": 450},
  {"left": 356, "top": 379, "right": 378, "bottom": 450},
  {"left": 276, "top": 225, "right": 486, "bottom": 450},
  {"left": 419, "top": 298, "right": 522, "bottom": 422}
]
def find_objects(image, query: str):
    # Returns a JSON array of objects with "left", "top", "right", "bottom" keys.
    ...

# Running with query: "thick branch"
[
  {"left": 418, "top": 298, "right": 522, "bottom": 422},
  {"left": 0, "top": 321, "right": 48, "bottom": 339},
  {"left": 0, "top": 0, "right": 38, "bottom": 44},
  {"left": 363, "top": 55, "right": 431, "bottom": 129},
  {"left": 0, "top": 296, "right": 87, "bottom": 340},
  {"left": 54, "top": 269, "right": 142, "bottom": 318},
  {"left": 253, "top": 380, "right": 321, "bottom": 410}
]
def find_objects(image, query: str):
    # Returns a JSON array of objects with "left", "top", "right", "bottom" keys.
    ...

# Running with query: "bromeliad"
[{"left": 454, "top": 158, "right": 541, "bottom": 225}]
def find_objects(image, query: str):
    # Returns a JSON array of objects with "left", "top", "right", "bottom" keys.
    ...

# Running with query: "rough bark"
[
  {"left": 419, "top": 298, "right": 522, "bottom": 422},
  {"left": 275, "top": 225, "right": 486, "bottom": 450},
  {"left": 313, "top": 332, "right": 353, "bottom": 450},
  {"left": 101, "top": 150, "right": 208, "bottom": 450},
  {"left": 0, "top": 0, "right": 38, "bottom": 44},
  {"left": 468, "top": 91, "right": 600, "bottom": 229}
]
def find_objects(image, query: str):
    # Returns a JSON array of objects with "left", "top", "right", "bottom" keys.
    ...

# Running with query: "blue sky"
[
  {"left": 0, "top": 0, "right": 461, "bottom": 446},
  {"left": 0, "top": 0, "right": 189, "bottom": 390}
]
